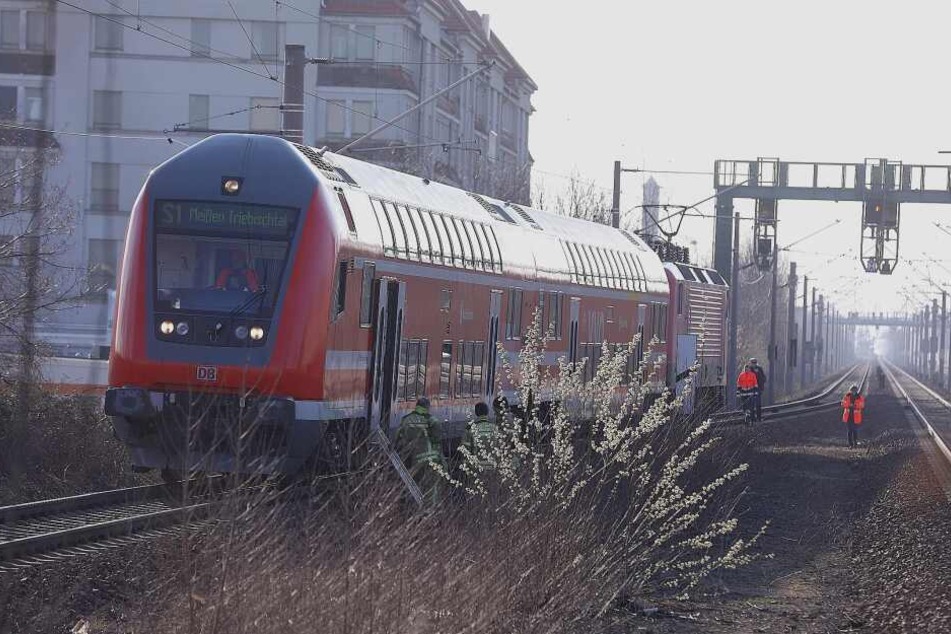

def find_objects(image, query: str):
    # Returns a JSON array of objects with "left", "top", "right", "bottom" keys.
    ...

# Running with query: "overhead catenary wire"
[
  {"left": 0, "top": 121, "right": 191, "bottom": 146},
  {"left": 226, "top": 0, "right": 277, "bottom": 80}
]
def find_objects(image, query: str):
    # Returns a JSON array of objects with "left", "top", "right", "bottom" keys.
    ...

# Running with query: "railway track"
[
  {"left": 882, "top": 360, "right": 951, "bottom": 465},
  {"left": 713, "top": 362, "right": 870, "bottom": 425},
  {"left": 0, "top": 482, "right": 214, "bottom": 572}
]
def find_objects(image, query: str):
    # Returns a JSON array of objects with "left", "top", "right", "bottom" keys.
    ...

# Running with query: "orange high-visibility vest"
[
  {"left": 841, "top": 393, "right": 865, "bottom": 425},
  {"left": 737, "top": 370, "right": 758, "bottom": 391}
]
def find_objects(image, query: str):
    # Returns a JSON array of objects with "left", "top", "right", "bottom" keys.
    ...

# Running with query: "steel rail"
[
  {"left": 881, "top": 360, "right": 951, "bottom": 466},
  {"left": 0, "top": 483, "right": 170, "bottom": 525}
]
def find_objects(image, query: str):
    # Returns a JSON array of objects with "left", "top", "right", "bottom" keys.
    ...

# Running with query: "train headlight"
[
  {"left": 176, "top": 321, "right": 190, "bottom": 336},
  {"left": 221, "top": 177, "right": 242, "bottom": 195},
  {"left": 160, "top": 320, "right": 174, "bottom": 335},
  {"left": 234, "top": 325, "right": 249, "bottom": 340},
  {"left": 249, "top": 326, "right": 265, "bottom": 341}
]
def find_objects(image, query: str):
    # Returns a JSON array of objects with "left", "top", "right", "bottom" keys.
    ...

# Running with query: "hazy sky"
[{"left": 468, "top": 0, "right": 951, "bottom": 316}]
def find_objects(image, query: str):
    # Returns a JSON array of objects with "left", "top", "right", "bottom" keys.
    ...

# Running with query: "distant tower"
[{"left": 642, "top": 177, "right": 661, "bottom": 241}]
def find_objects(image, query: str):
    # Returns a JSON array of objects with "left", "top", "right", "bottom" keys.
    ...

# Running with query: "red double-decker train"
[{"left": 105, "top": 134, "right": 728, "bottom": 477}]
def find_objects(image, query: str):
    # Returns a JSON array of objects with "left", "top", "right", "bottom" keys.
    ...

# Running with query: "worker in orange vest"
[
  {"left": 841, "top": 384, "right": 865, "bottom": 448},
  {"left": 736, "top": 364, "right": 760, "bottom": 424}
]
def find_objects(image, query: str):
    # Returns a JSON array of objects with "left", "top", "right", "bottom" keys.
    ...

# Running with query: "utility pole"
[
  {"left": 767, "top": 238, "right": 779, "bottom": 405},
  {"left": 611, "top": 160, "right": 622, "bottom": 229},
  {"left": 817, "top": 295, "right": 825, "bottom": 377},
  {"left": 942, "top": 291, "right": 948, "bottom": 389},
  {"left": 932, "top": 299, "right": 939, "bottom": 380},
  {"left": 800, "top": 275, "right": 808, "bottom": 389},
  {"left": 810, "top": 287, "right": 818, "bottom": 383},
  {"left": 281, "top": 44, "right": 306, "bottom": 144},
  {"left": 727, "top": 212, "right": 740, "bottom": 406},
  {"left": 785, "top": 262, "right": 798, "bottom": 397}
]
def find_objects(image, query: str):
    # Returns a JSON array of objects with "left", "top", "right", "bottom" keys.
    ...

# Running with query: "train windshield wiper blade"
[{"left": 227, "top": 288, "right": 266, "bottom": 319}]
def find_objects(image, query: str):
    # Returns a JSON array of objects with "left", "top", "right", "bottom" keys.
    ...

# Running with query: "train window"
[
  {"left": 478, "top": 223, "right": 496, "bottom": 271},
  {"left": 601, "top": 248, "right": 620, "bottom": 289},
  {"left": 332, "top": 260, "right": 347, "bottom": 320},
  {"left": 399, "top": 205, "right": 421, "bottom": 261},
  {"left": 505, "top": 288, "right": 523, "bottom": 340},
  {"left": 651, "top": 303, "right": 669, "bottom": 342},
  {"left": 607, "top": 305, "right": 615, "bottom": 324},
  {"left": 398, "top": 339, "right": 429, "bottom": 401},
  {"left": 579, "top": 244, "right": 599, "bottom": 287},
  {"left": 487, "top": 226, "right": 503, "bottom": 270},
  {"left": 615, "top": 250, "right": 635, "bottom": 290},
  {"left": 629, "top": 253, "right": 646, "bottom": 291},
  {"left": 537, "top": 292, "right": 546, "bottom": 333},
  {"left": 472, "top": 341, "right": 485, "bottom": 396},
  {"left": 381, "top": 202, "right": 406, "bottom": 258},
  {"left": 608, "top": 251, "right": 627, "bottom": 290},
  {"left": 408, "top": 207, "right": 433, "bottom": 263},
  {"left": 393, "top": 205, "right": 418, "bottom": 261},
  {"left": 676, "top": 264, "right": 697, "bottom": 282},
  {"left": 441, "top": 288, "right": 452, "bottom": 312},
  {"left": 439, "top": 341, "right": 453, "bottom": 398},
  {"left": 449, "top": 217, "right": 473, "bottom": 268},
  {"left": 677, "top": 284, "right": 684, "bottom": 315},
  {"left": 459, "top": 219, "right": 480, "bottom": 269},
  {"left": 469, "top": 221, "right": 489, "bottom": 271},
  {"left": 371, "top": 199, "right": 397, "bottom": 257},
  {"left": 564, "top": 242, "right": 581, "bottom": 284},
  {"left": 549, "top": 292, "right": 563, "bottom": 339},
  {"left": 456, "top": 340, "right": 469, "bottom": 397},
  {"left": 424, "top": 212, "right": 448, "bottom": 265},
  {"left": 359, "top": 262, "right": 375, "bottom": 327},
  {"left": 440, "top": 215, "right": 462, "bottom": 267},
  {"left": 707, "top": 269, "right": 727, "bottom": 285}
]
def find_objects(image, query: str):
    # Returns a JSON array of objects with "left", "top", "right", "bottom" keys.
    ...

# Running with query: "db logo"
[{"left": 197, "top": 365, "right": 218, "bottom": 382}]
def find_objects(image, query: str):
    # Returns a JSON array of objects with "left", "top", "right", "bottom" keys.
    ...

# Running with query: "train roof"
[
  {"left": 310, "top": 143, "right": 670, "bottom": 296},
  {"left": 664, "top": 262, "right": 729, "bottom": 287}
]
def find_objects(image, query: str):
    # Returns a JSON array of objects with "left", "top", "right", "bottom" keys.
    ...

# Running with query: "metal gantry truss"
[{"left": 713, "top": 157, "right": 951, "bottom": 281}]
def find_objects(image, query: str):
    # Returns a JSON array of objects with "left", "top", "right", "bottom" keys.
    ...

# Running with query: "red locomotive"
[{"left": 105, "top": 134, "right": 728, "bottom": 477}]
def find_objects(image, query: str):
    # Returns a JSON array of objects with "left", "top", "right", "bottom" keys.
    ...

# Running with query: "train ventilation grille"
[
  {"left": 507, "top": 204, "right": 543, "bottom": 231},
  {"left": 620, "top": 229, "right": 647, "bottom": 251},
  {"left": 467, "top": 192, "right": 516, "bottom": 224},
  {"left": 293, "top": 143, "right": 359, "bottom": 187}
]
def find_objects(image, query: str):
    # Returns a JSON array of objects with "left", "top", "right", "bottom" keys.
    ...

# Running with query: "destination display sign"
[{"left": 155, "top": 200, "right": 298, "bottom": 238}]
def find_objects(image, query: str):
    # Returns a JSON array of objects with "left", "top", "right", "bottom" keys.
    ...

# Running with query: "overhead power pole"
[
  {"left": 800, "top": 275, "right": 808, "bottom": 389},
  {"left": 942, "top": 291, "right": 947, "bottom": 389},
  {"left": 281, "top": 44, "right": 306, "bottom": 145},
  {"left": 767, "top": 237, "right": 779, "bottom": 405},
  {"left": 611, "top": 160, "right": 621, "bottom": 228},
  {"left": 785, "top": 262, "right": 797, "bottom": 396},
  {"left": 727, "top": 212, "right": 740, "bottom": 406}
]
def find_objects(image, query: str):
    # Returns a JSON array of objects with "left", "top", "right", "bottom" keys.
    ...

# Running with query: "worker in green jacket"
[
  {"left": 394, "top": 397, "right": 445, "bottom": 503},
  {"left": 462, "top": 401, "right": 499, "bottom": 470}
]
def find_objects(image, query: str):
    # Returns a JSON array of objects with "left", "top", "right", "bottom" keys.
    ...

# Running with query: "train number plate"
[{"left": 196, "top": 365, "right": 218, "bottom": 382}]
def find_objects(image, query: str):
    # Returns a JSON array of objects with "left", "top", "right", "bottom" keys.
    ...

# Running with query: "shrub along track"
[{"left": 630, "top": 363, "right": 951, "bottom": 633}]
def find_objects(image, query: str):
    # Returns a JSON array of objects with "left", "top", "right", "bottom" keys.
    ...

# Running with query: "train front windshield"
[{"left": 153, "top": 200, "right": 299, "bottom": 317}]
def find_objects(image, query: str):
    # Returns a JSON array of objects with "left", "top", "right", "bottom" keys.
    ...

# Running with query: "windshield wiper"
[{"left": 227, "top": 287, "right": 267, "bottom": 319}]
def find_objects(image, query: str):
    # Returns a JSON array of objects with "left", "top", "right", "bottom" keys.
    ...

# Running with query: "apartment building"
[
  {"left": 315, "top": 0, "right": 536, "bottom": 203},
  {"left": 0, "top": 0, "right": 535, "bottom": 351}
]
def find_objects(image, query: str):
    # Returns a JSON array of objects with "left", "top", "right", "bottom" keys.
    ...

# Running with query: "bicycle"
[{"left": 737, "top": 390, "right": 758, "bottom": 426}]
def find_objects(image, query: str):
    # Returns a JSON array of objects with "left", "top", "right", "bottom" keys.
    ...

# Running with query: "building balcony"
[{"left": 319, "top": 64, "right": 418, "bottom": 93}]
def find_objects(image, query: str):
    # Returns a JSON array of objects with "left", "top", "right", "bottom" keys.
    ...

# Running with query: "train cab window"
[
  {"left": 359, "top": 262, "right": 375, "bottom": 327},
  {"left": 439, "top": 215, "right": 462, "bottom": 267},
  {"left": 408, "top": 207, "right": 432, "bottom": 263},
  {"left": 676, "top": 264, "right": 697, "bottom": 282},
  {"left": 439, "top": 341, "right": 453, "bottom": 398},
  {"left": 505, "top": 288, "right": 523, "bottom": 340},
  {"left": 332, "top": 260, "right": 348, "bottom": 319},
  {"left": 153, "top": 200, "right": 297, "bottom": 321},
  {"left": 707, "top": 269, "right": 726, "bottom": 285}
]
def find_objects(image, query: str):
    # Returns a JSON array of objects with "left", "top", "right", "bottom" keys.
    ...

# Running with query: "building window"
[
  {"left": 330, "top": 24, "right": 348, "bottom": 59},
  {"left": 354, "top": 25, "right": 375, "bottom": 61},
  {"left": 91, "top": 163, "right": 120, "bottom": 213},
  {"left": 0, "top": 86, "right": 15, "bottom": 120},
  {"left": 351, "top": 100, "right": 373, "bottom": 136},
  {"left": 326, "top": 100, "right": 346, "bottom": 136},
  {"left": 26, "top": 12, "right": 46, "bottom": 51},
  {"left": 92, "top": 90, "right": 122, "bottom": 130},
  {"left": 94, "top": 15, "right": 123, "bottom": 51},
  {"left": 251, "top": 21, "right": 279, "bottom": 60},
  {"left": 24, "top": 87, "right": 43, "bottom": 124},
  {"left": 191, "top": 19, "right": 211, "bottom": 57},
  {"left": 0, "top": 159, "right": 14, "bottom": 207},
  {"left": 249, "top": 97, "right": 279, "bottom": 131},
  {"left": 505, "top": 288, "right": 523, "bottom": 340},
  {"left": 1, "top": 11, "right": 19, "bottom": 49},
  {"left": 188, "top": 94, "right": 209, "bottom": 130},
  {"left": 88, "top": 238, "right": 121, "bottom": 293}
]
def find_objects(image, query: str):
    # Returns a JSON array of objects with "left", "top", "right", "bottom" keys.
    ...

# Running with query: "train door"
[
  {"left": 675, "top": 334, "right": 698, "bottom": 414},
  {"left": 568, "top": 297, "right": 580, "bottom": 364},
  {"left": 485, "top": 290, "right": 502, "bottom": 399},
  {"left": 368, "top": 278, "right": 406, "bottom": 436}
]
